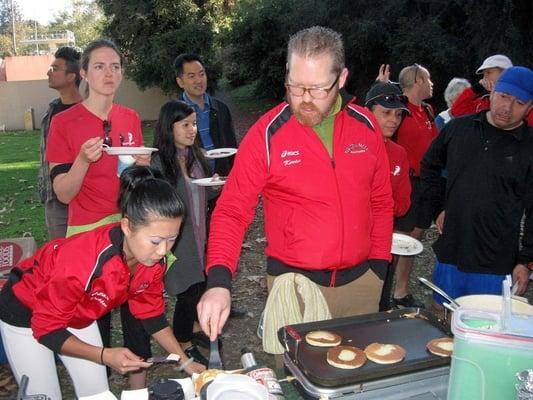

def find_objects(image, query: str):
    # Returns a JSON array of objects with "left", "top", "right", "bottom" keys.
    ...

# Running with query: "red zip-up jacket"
[
  {"left": 0, "top": 224, "right": 168, "bottom": 352},
  {"left": 384, "top": 140, "right": 411, "bottom": 217},
  {"left": 450, "top": 86, "right": 490, "bottom": 117},
  {"left": 206, "top": 97, "right": 393, "bottom": 287}
]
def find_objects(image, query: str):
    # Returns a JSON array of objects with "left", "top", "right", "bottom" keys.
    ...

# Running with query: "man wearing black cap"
[
  {"left": 421, "top": 66, "right": 533, "bottom": 316},
  {"left": 365, "top": 82, "right": 412, "bottom": 310}
]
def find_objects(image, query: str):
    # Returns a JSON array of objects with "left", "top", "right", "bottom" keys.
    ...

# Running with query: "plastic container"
[{"left": 448, "top": 309, "right": 533, "bottom": 400}]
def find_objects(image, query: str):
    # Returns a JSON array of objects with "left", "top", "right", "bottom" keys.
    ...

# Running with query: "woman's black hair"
[
  {"left": 153, "top": 100, "right": 210, "bottom": 184},
  {"left": 118, "top": 165, "right": 185, "bottom": 227}
]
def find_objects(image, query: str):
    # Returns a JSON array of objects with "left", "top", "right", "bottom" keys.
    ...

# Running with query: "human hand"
[
  {"left": 78, "top": 137, "right": 104, "bottom": 164},
  {"left": 133, "top": 154, "right": 151, "bottom": 166},
  {"left": 479, "top": 78, "right": 495, "bottom": 93},
  {"left": 512, "top": 264, "right": 529, "bottom": 295},
  {"left": 101, "top": 347, "right": 152, "bottom": 375},
  {"left": 197, "top": 287, "right": 231, "bottom": 341},
  {"left": 435, "top": 211, "right": 445, "bottom": 234},
  {"left": 376, "top": 64, "right": 391, "bottom": 82},
  {"left": 183, "top": 360, "right": 206, "bottom": 376}
]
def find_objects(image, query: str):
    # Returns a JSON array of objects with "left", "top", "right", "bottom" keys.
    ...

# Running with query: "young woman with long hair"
[
  {"left": 153, "top": 101, "right": 217, "bottom": 365},
  {"left": 46, "top": 38, "right": 148, "bottom": 237}
]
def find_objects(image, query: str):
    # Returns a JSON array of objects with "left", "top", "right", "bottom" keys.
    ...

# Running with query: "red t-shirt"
[
  {"left": 46, "top": 103, "right": 143, "bottom": 226},
  {"left": 396, "top": 102, "right": 438, "bottom": 176},
  {"left": 384, "top": 140, "right": 411, "bottom": 217}
]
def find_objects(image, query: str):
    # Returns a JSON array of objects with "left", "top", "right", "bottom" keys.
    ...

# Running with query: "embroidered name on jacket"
[
  {"left": 280, "top": 149, "right": 301, "bottom": 167},
  {"left": 90, "top": 291, "right": 110, "bottom": 308},
  {"left": 345, "top": 143, "right": 368, "bottom": 154}
]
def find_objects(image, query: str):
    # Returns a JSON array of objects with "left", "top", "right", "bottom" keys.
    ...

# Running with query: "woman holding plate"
[{"left": 46, "top": 38, "right": 148, "bottom": 237}]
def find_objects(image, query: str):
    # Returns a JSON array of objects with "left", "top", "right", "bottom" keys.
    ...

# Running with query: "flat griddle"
[{"left": 278, "top": 308, "right": 452, "bottom": 388}]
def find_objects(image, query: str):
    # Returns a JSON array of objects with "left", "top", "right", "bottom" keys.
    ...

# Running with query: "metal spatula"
[{"left": 208, "top": 339, "right": 223, "bottom": 369}]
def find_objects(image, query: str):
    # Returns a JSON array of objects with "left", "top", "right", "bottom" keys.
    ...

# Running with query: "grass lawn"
[{"left": 0, "top": 128, "right": 155, "bottom": 246}]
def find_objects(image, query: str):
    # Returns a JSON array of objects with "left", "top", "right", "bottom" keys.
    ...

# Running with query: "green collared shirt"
[{"left": 312, "top": 95, "right": 342, "bottom": 156}]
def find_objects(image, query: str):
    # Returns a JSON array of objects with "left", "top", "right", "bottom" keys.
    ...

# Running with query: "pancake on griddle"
[
  {"left": 364, "top": 342, "right": 406, "bottom": 364},
  {"left": 327, "top": 345, "right": 366, "bottom": 369},
  {"left": 426, "top": 337, "right": 453, "bottom": 357},
  {"left": 305, "top": 330, "right": 342, "bottom": 347}
]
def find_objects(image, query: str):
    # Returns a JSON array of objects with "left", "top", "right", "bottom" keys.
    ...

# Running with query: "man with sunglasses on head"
[
  {"left": 198, "top": 26, "right": 393, "bottom": 343},
  {"left": 377, "top": 63, "right": 438, "bottom": 309},
  {"left": 364, "top": 82, "right": 412, "bottom": 310},
  {"left": 39, "top": 47, "right": 83, "bottom": 239}
]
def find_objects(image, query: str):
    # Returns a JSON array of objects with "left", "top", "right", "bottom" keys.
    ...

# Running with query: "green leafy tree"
[
  {"left": 0, "top": 0, "right": 23, "bottom": 55},
  {"left": 98, "top": 0, "right": 216, "bottom": 94},
  {"left": 48, "top": 0, "right": 104, "bottom": 49}
]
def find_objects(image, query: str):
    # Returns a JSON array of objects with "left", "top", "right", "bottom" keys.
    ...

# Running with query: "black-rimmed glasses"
[
  {"left": 285, "top": 73, "right": 340, "bottom": 99},
  {"left": 365, "top": 94, "right": 408, "bottom": 107},
  {"left": 103, "top": 120, "right": 112, "bottom": 146}
]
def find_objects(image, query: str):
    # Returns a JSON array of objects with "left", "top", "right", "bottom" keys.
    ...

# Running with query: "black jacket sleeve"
[{"left": 420, "top": 126, "right": 450, "bottom": 221}]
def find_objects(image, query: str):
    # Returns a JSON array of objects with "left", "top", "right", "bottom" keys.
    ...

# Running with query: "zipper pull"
[{"left": 331, "top": 159, "right": 336, "bottom": 168}]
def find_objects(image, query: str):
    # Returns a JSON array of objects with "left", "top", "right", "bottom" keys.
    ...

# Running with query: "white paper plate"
[
  {"left": 206, "top": 375, "right": 268, "bottom": 400},
  {"left": 191, "top": 177, "right": 227, "bottom": 187},
  {"left": 205, "top": 148, "right": 237, "bottom": 159},
  {"left": 391, "top": 233, "right": 423, "bottom": 256},
  {"left": 103, "top": 146, "right": 158, "bottom": 156}
]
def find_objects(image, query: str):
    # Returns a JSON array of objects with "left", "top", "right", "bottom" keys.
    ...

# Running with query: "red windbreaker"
[
  {"left": 450, "top": 87, "right": 490, "bottom": 117},
  {"left": 206, "top": 99, "right": 393, "bottom": 280},
  {"left": 1, "top": 224, "right": 166, "bottom": 351},
  {"left": 384, "top": 140, "right": 411, "bottom": 217}
]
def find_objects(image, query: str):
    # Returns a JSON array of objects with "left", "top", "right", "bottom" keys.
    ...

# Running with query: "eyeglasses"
[
  {"left": 365, "top": 94, "right": 408, "bottom": 107},
  {"left": 103, "top": 120, "right": 112, "bottom": 146},
  {"left": 48, "top": 65, "right": 68, "bottom": 73},
  {"left": 285, "top": 73, "right": 340, "bottom": 99}
]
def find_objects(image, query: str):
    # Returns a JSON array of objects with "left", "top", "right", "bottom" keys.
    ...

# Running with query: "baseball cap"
[
  {"left": 364, "top": 82, "right": 409, "bottom": 112},
  {"left": 476, "top": 54, "right": 513, "bottom": 74},
  {"left": 493, "top": 66, "right": 533, "bottom": 103}
]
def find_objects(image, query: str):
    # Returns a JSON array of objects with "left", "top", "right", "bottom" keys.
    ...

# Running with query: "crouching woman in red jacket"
[{"left": 0, "top": 165, "right": 205, "bottom": 399}]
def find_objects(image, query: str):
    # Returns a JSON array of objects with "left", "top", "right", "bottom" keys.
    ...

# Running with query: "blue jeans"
[{"left": 432, "top": 261, "right": 506, "bottom": 304}]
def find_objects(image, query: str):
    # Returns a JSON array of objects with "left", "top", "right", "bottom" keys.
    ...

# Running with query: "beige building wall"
[{"left": 0, "top": 79, "right": 172, "bottom": 130}]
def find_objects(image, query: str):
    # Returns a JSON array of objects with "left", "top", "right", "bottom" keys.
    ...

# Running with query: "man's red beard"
[{"left": 288, "top": 90, "right": 338, "bottom": 127}]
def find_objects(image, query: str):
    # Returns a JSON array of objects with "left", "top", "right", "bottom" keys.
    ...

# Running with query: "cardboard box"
[{"left": 0, "top": 236, "right": 37, "bottom": 274}]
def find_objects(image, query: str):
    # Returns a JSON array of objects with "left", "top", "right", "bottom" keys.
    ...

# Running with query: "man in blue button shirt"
[{"left": 174, "top": 53, "right": 237, "bottom": 177}]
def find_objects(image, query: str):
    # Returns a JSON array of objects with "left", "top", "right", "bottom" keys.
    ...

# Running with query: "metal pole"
[
  {"left": 11, "top": 0, "right": 17, "bottom": 55},
  {"left": 34, "top": 21, "right": 38, "bottom": 54}
]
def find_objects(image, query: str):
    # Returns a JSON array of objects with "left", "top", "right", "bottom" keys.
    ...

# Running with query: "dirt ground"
[{"left": 0, "top": 92, "right": 532, "bottom": 399}]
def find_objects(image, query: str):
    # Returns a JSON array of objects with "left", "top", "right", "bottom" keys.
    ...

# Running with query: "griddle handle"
[
  {"left": 285, "top": 325, "right": 301, "bottom": 342},
  {"left": 284, "top": 326, "right": 302, "bottom": 364}
]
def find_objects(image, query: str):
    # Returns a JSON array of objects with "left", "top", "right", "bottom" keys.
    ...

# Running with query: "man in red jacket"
[
  {"left": 451, "top": 54, "right": 513, "bottom": 118},
  {"left": 198, "top": 26, "right": 393, "bottom": 339}
]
